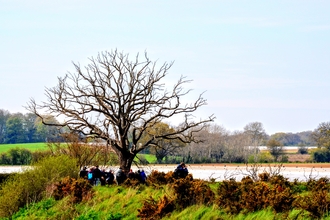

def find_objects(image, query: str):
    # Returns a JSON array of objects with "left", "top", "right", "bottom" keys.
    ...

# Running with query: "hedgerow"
[{"left": 4, "top": 165, "right": 330, "bottom": 219}]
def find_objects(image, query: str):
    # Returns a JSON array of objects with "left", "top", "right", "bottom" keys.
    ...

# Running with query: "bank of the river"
[{"left": 2, "top": 163, "right": 330, "bottom": 182}]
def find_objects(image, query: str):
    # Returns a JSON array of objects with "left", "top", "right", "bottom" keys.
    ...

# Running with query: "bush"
[
  {"left": 312, "top": 149, "right": 330, "bottom": 162},
  {"left": 294, "top": 189, "right": 330, "bottom": 219},
  {"left": 248, "top": 152, "right": 273, "bottom": 163},
  {"left": 0, "top": 148, "right": 33, "bottom": 165},
  {"left": 217, "top": 179, "right": 242, "bottom": 214},
  {"left": 240, "top": 181, "right": 270, "bottom": 212},
  {"left": 137, "top": 195, "right": 175, "bottom": 220},
  {"left": 217, "top": 174, "right": 295, "bottom": 215},
  {"left": 298, "top": 146, "right": 309, "bottom": 154},
  {"left": 147, "top": 170, "right": 174, "bottom": 186},
  {"left": 306, "top": 177, "right": 330, "bottom": 192},
  {"left": 0, "top": 173, "right": 12, "bottom": 185},
  {"left": 172, "top": 176, "right": 214, "bottom": 208},
  {"left": 268, "top": 186, "right": 295, "bottom": 213},
  {"left": 31, "top": 149, "right": 53, "bottom": 163},
  {"left": 52, "top": 177, "right": 94, "bottom": 203},
  {"left": 0, "top": 155, "right": 78, "bottom": 217}
]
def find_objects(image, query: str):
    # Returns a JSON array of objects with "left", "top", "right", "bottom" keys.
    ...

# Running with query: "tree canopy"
[
  {"left": 313, "top": 122, "right": 330, "bottom": 149},
  {"left": 27, "top": 50, "right": 215, "bottom": 172}
]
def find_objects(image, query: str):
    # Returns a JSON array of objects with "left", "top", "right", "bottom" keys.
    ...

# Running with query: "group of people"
[
  {"left": 79, "top": 165, "right": 147, "bottom": 186},
  {"left": 174, "top": 162, "right": 189, "bottom": 178},
  {"left": 79, "top": 162, "right": 188, "bottom": 186}
]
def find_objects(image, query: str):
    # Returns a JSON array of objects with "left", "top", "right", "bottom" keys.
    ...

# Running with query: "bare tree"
[
  {"left": 26, "top": 50, "right": 215, "bottom": 173},
  {"left": 224, "top": 130, "right": 253, "bottom": 163},
  {"left": 179, "top": 124, "right": 228, "bottom": 163},
  {"left": 244, "top": 122, "right": 267, "bottom": 161}
]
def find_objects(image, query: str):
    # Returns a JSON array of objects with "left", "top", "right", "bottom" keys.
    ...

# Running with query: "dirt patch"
[{"left": 287, "top": 154, "right": 311, "bottom": 163}]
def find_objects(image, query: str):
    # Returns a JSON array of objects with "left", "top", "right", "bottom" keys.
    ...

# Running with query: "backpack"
[{"left": 88, "top": 172, "right": 93, "bottom": 180}]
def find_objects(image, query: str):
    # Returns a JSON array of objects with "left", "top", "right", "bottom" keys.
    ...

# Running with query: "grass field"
[{"left": 0, "top": 143, "right": 48, "bottom": 153}]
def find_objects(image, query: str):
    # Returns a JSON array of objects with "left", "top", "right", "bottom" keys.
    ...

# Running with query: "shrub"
[
  {"left": 0, "top": 148, "right": 33, "bottom": 165},
  {"left": 258, "top": 172, "right": 270, "bottom": 182},
  {"left": 298, "top": 146, "right": 309, "bottom": 154},
  {"left": 0, "top": 173, "right": 12, "bottom": 185},
  {"left": 31, "top": 149, "right": 53, "bottom": 163},
  {"left": 240, "top": 181, "right": 270, "bottom": 212},
  {"left": 176, "top": 178, "right": 215, "bottom": 207},
  {"left": 147, "top": 170, "right": 172, "bottom": 186},
  {"left": 216, "top": 179, "right": 242, "bottom": 214},
  {"left": 268, "top": 174, "right": 291, "bottom": 188},
  {"left": 312, "top": 149, "right": 330, "bottom": 162},
  {"left": 52, "top": 177, "right": 94, "bottom": 203},
  {"left": 139, "top": 173, "right": 214, "bottom": 218},
  {"left": 123, "top": 177, "right": 141, "bottom": 187},
  {"left": 217, "top": 174, "right": 295, "bottom": 215},
  {"left": 0, "top": 155, "right": 78, "bottom": 217},
  {"left": 268, "top": 186, "right": 295, "bottom": 213},
  {"left": 294, "top": 189, "right": 330, "bottom": 219},
  {"left": 137, "top": 195, "right": 175, "bottom": 220}
]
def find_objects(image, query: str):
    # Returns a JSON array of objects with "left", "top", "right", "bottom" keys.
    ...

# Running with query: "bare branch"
[{"left": 26, "top": 50, "right": 214, "bottom": 172}]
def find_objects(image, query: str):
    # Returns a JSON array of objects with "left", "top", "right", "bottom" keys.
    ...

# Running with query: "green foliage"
[
  {"left": 106, "top": 213, "right": 123, "bottom": 220},
  {"left": 313, "top": 122, "right": 330, "bottom": 149},
  {"left": 0, "top": 173, "right": 12, "bottom": 185},
  {"left": 11, "top": 198, "right": 56, "bottom": 219},
  {"left": 248, "top": 151, "right": 273, "bottom": 163},
  {"left": 267, "top": 139, "right": 284, "bottom": 162},
  {"left": 5, "top": 114, "right": 25, "bottom": 144},
  {"left": 312, "top": 148, "right": 330, "bottom": 162},
  {"left": 75, "top": 210, "right": 100, "bottom": 220},
  {"left": 0, "top": 147, "right": 32, "bottom": 165},
  {"left": 0, "top": 155, "right": 78, "bottom": 218}
]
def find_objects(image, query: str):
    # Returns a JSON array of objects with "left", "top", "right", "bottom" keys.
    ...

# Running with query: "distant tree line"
[
  {"left": 0, "top": 109, "right": 63, "bottom": 144},
  {"left": 2, "top": 108, "right": 328, "bottom": 164},
  {"left": 171, "top": 122, "right": 315, "bottom": 164},
  {"left": 142, "top": 122, "right": 317, "bottom": 164}
]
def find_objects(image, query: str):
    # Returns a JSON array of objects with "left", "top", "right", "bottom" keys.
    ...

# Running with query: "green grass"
[
  {"left": 141, "top": 153, "right": 157, "bottom": 163},
  {"left": 7, "top": 184, "right": 329, "bottom": 220},
  {"left": 0, "top": 143, "right": 48, "bottom": 153}
]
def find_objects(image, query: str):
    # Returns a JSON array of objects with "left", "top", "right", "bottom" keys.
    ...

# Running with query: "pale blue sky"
[{"left": 1, "top": 1, "right": 330, "bottom": 135}]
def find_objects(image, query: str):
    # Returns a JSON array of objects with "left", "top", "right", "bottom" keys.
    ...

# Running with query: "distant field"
[
  {"left": 142, "top": 154, "right": 157, "bottom": 163},
  {"left": 0, "top": 143, "right": 48, "bottom": 154}
]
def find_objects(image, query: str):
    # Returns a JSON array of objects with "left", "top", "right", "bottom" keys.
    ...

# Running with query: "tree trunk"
[{"left": 116, "top": 150, "right": 136, "bottom": 174}]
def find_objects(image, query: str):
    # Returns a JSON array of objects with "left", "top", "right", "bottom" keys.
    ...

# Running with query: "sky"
[{"left": 1, "top": 1, "right": 330, "bottom": 135}]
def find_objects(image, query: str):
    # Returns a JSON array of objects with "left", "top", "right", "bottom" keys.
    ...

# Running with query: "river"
[{"left": 2, "top": 164, "right": 330, "bottom": 182}]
